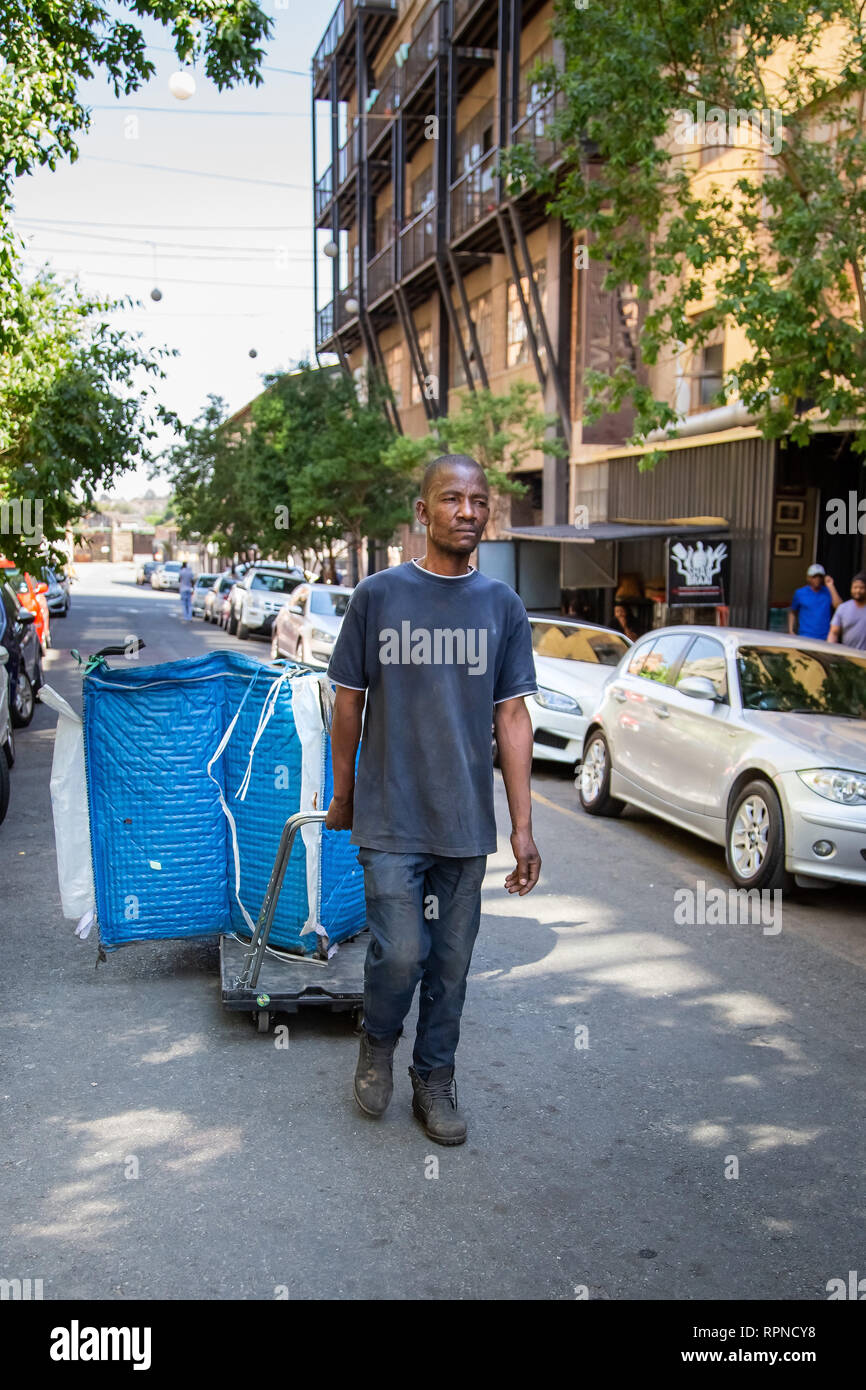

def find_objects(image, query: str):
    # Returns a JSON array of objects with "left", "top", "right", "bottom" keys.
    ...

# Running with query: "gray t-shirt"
[
  {"left": 326, "top": 559, "right": 538, "bottom": 856},
  {"left": 179, "top": 565, "right": 193, "bottom": 593},
  {"left": 832, "top": 599, "right": 866, "bottom": 650}
]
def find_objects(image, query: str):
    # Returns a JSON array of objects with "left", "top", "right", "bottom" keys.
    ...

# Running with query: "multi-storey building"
[
  {"left": 312, "top": 0, "right": 577, "bottom": 598},
  {"left": 311, "top": 2, "right": 866, "bottom": 630}
]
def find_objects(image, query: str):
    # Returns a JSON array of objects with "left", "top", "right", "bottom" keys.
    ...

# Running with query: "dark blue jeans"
[{"left": 357, "top": 847, "right": 487, "bottom": 1073}]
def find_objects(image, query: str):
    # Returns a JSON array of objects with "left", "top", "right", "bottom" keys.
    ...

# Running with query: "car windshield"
[
  {"left": 737, "top": 645, "right": 866, "bottom": 717},
  {"left": 163, "top": 562, "right": 181, "bottom": 572},
  {"left": 251, "top": 572, "right": 299, "bottom": 593},
  {"left": 531, "top": 621, "right": 629, "bottom": 665},
  {"left": 309, "top": 589, "right": 350, "bottom": 617},
  {"left": 195, "top": 575, "right": 216, "bottom": 589}
]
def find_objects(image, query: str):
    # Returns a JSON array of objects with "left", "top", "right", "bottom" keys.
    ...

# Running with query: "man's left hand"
[{"left": 505, "top": 829, "right": 541, "bottom": 895}]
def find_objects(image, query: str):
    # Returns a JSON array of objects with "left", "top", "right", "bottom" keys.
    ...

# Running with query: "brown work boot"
[
  {"left": 353, "top": 1028, "right": 399, "bottom": 1117},
  {"left": 409, "top": 1065, "right": 467, "bottom": 1146}
]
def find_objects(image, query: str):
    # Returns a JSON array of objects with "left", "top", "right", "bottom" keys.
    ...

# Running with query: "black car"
[{"left": 0, "top": 577, "right": 44, "bottom": 727}]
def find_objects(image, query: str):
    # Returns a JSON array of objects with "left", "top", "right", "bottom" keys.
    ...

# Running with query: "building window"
[
  {"left": 410, "top": 324, "right": 433, "bottom": 404},
  {"left": 383, "top": 342, "right": 403, "bottom": 407},
  {"left": 451, "top": 292, "right": 491, "bottom": 386},
  {"left": 697, "top": 342, "right": 724, "bottom": 409},
  {"left": 506, "top": 264, "right": 547, "bottom": 368}
]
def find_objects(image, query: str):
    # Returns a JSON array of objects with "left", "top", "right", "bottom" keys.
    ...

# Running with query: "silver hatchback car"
[{"left": 578, "top": 626, "right": 866, "bottom": 891}]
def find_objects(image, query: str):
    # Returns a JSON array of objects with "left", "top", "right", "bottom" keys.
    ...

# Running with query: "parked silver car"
[
  {"left": 203, "top": 573, "right": 237, "bottom": 623},
  {"left": 227, "top": 563, "right": 304, "bottom": 639},
  {"left": 578, "top": 626, "right": 866, "bottom": 891},
  {"left": 271, "top": 583, "right": 352, "bottom": 665},
  {"left": 191, "top": 572, "right": 218, "bottom": 617},
  {"left": 152, "top": 561, "right": 182, "bottom": 590},
  {"left": 519, "top": 618, "right": 631, "bottom": 765}
]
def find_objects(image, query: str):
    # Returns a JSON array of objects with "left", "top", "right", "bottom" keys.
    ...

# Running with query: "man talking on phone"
[{"left": 325, "top": 454, "right": 541, "bottom": 1145}]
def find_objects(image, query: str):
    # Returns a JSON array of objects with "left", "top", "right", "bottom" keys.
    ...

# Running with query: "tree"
[
  {"left": 166, "top": 395, "right": 262, "bottom": 559},
  {"left": 0, "top": 1, "right": 272, "bottom": 348},
  {"left": 167, "top": 365, "right": 418, "bottom": 575},
  {"left": 508, "top": 0, "right": 866, "bottom": 463},
  {"left": 382, "top": 381, "right": 566, "bottom": 498},
  {"left": 0, "top": 272, "right": 175, "bottom": 569}
]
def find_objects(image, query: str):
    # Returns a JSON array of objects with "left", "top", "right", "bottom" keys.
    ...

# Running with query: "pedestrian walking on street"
[
  {"left": 788, "top": 563, "right": 841, "bottom": 639},
  {"left": 325, "top": 454, "right": 541, "bottom": 1145},
  {"left": 178, "top": 560, "right": 194, "bottom": 621},
  {"left": 829, "top": 571, "right": 866, "bottom": 649}
]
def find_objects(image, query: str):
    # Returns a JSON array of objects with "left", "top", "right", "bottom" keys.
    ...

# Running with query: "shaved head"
[{"left": 421, "top": 454, "right": 487, "bottom": 501}]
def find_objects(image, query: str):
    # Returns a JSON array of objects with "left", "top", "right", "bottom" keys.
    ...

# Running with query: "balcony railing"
[
  {"left": 316, "top": 301, "right": 334, "bottom": 345},
  {"left": 313, "top": 0, "right": 398, "bottom": 85},
  {"left": 366, "top": 63, "right": 402, "bottom": 144},
  {"left": 367, "top": 242, "right": 395, "bottom": 303},
  {"left": 337, "top": 128, "right": 360, "bottom": 186},
  {"left": 453, "top": 0, "right": 482, "bottom": 33},
  {"left": 335, "top": 278, "right": 360, "bottom": 330},
  {"left": 449, "top": 147, "right": 499, "bottom": 239},
  {"left": 399, "top": 206, "right": 436, "bottom": 276},
  {"left": 403, "top": 3, "right": 441, "bottom": 95},
  {"left": 511, "top": 91, "right": 564, "bottom": 168},
  {"left": 315, "top": 166, "right": 333, "bottom": 218}
]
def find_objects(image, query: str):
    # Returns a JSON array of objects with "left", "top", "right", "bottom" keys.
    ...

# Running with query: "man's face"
[
  {"left": 852, "top": 579, "right": 866, "bottom": 603},
  {"left": 808, "top": 574, "right": 824, "bottom": 590},
  {"left": 416, "top": 464, "right": 490, "bottom": 555}
]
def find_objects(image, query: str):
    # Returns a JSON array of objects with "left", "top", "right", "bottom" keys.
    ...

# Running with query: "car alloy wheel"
[
  {"left": 12, "top": 672, "right": 34, "bottom": 727},
  {"left": 729, "top": 793, "right": 771, "bottom": 880},
  {"left": 580, "top": 736, "right": 606, "bottom": 804}
]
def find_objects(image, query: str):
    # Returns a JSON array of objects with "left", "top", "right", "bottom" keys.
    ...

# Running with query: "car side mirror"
[
  {"left": 678, "top": 675, "right": 722, "bottom": 702},
  {"left": 16, "top": 607, "right": 36, "bottom": 625}
]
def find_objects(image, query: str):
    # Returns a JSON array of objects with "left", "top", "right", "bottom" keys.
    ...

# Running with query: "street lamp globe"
[
  {"left": 169, "top": 69, "right": 196, "bottom": 100},
  {"left": 344, "top": 297, "right": 360, "bottom": 316},
  {"left": 323, "top": 240, "right": 339, "bottom": 258}
]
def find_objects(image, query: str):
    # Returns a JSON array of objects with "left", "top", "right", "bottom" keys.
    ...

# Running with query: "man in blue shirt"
[
  {"left": 325, "top": 454, "right": 541, "bottom": 1145},
  {"left": 788, "top": 564, "right": 840, "bottom": 640}
]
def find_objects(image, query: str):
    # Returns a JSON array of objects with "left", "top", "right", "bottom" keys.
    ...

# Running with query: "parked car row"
[{"left": 0, "top": 563, "right": 61, "bottom": 825}]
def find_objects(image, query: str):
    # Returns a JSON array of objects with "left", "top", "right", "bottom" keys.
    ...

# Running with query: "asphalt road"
[{"left": 1, "top": 562, "right": 865, "bottom": 1300}]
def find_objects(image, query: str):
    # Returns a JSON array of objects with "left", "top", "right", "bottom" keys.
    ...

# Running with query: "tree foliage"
[
  {"left": 508, "top": 0, "right": 866, "bottom": 461},
  {"left": 383, "top": 381, "right": 566, "bottom": 491},
  {"left": 0, "top": 272, "right": 175, "bottom": 568}
]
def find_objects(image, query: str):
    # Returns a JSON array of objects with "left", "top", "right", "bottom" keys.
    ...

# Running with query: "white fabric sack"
[
  {"left": 291, "top": 672, "right": 326, "bottom": 938},
  {"left": 40, "top": 685, "right": 96, "bottom": 920}
]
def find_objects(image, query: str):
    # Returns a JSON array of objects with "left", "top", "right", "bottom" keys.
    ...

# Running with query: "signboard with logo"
[{"left": 666, "top": 536, "right": 730, "bottom": 607}]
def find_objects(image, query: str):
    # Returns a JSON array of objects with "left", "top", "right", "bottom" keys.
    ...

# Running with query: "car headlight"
[
  {"left": 311, "top": 628, "right": 335, "bottom": 643},
  {"left": 534, "top": 687, "right": 581, "bottom": 714},
  {"left": 797, "top": 768, "right": 866, "bottom": 805}
]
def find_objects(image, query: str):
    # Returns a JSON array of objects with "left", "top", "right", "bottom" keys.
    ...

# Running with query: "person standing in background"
[
  {"left": 178, "top": 560, "right": 194, "bottom": 621},
  {"left": 788, "top": 564, "right": 841, "bottom": 640},
  {"left": 829, "top": 572, "right": 866, "bottom": 650}
]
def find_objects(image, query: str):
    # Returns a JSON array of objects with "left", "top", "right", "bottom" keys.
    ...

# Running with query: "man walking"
[
  {"left": 325, "top": 455, "right": 541, "bottom": 1145},
  {"left": 788, "top": 563, "right": 840, "bottom": 640},
  {"left": 829, "top": 571, "right": 866, "bottom": 650},
  {"left": 178, "top": 560, "right": 194, "bottom": 621}
]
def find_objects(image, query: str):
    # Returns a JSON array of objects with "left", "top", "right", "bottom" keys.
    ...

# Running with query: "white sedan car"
[
  {"left": 509, "top": 618, "right": 631, "bottom": 766},
  {"left": 577, "top": 626, "right": 866, "bottom": 891}
]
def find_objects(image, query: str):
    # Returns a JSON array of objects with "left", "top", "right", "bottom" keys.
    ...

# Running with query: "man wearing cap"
[
  {"left": 788, "top": 564, "right": 841, "bottom": 640},
  {"left": 829, "top": 572, "right": 866, "bottom": 650}
]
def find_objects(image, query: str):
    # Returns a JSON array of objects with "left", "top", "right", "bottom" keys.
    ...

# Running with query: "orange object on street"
[{"left": 0, "top": 559, "right": 51, "bottom": 652}]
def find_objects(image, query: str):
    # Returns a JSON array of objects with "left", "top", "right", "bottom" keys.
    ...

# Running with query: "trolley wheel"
[
  {"left": 352, "top": 1007, "right": 365, "bottom": 1034},
  {"left": 254, "top": 1009, "right": 271, "bottom": 1033}
]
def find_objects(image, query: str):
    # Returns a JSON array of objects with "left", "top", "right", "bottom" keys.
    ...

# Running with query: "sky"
[{"left": 10, "top": 1, "right": 337, "bottom": 500}]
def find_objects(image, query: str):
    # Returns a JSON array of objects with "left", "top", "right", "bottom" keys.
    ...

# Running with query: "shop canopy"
[{"left": 502, "top": 519, "right": 729, "bottom": 544}]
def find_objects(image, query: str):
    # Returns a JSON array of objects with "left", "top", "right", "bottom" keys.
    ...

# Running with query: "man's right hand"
[{"left": 325, "top": 794, "right": 354, "bottom": 831}]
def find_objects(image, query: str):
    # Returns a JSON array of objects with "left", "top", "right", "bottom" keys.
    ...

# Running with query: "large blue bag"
[{"left": 81, "top": 650, "right": 365, "bottom": 953}]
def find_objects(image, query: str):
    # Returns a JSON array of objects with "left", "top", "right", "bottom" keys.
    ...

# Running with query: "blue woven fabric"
[{"left": 82, "top": 650, "right": 365, "bottom": 952}]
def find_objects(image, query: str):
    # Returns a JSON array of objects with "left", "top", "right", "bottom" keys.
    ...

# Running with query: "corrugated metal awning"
[{"left": 501, "top": 519, "right": 729, "bottom": 544}]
